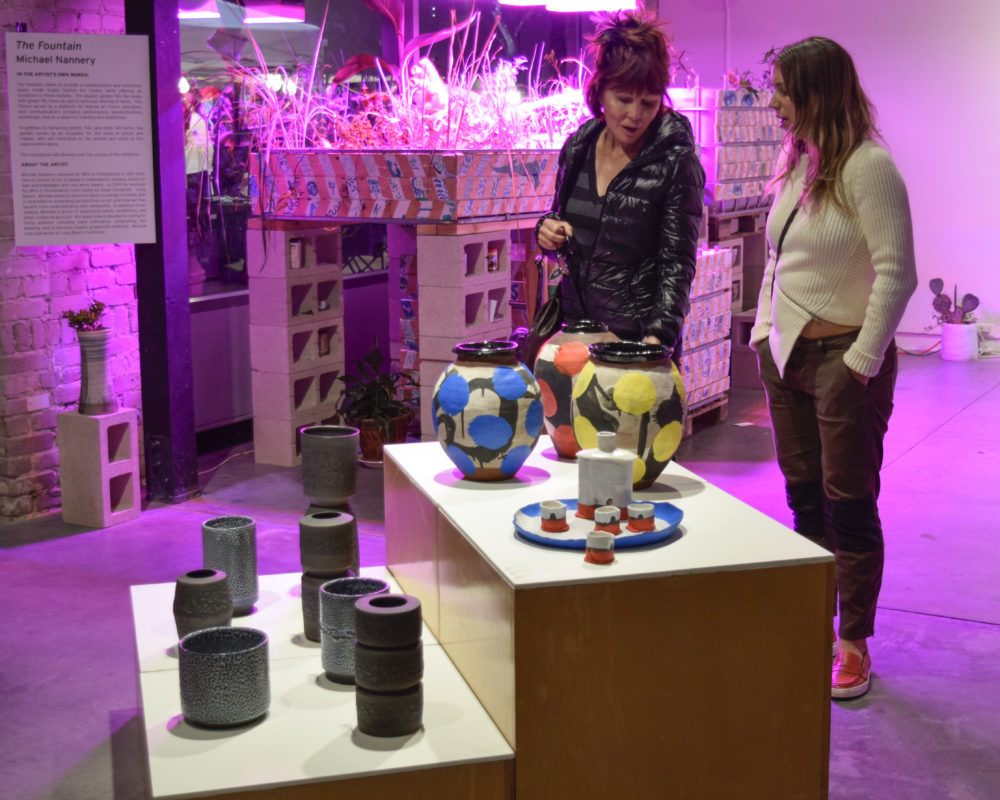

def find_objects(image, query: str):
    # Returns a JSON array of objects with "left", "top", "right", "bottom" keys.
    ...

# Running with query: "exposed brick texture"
[{"left": 0, "top": 1, "right": 141, "bottom": 522}]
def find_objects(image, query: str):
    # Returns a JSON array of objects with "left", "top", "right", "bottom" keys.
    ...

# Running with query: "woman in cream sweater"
[{"left": 751, "top": 37, "right": 917, "bottom": 699}]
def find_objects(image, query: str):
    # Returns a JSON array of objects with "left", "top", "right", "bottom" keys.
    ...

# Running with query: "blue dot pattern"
[
  {"left": 492, "top": 367, "right": 527, "bottom": 400},
  {"left": 469, "top": 415, "right": 513, "bottom": 450},
  {"left": 524, "top": 399, "right": 544, "bottom": 438},
  {"left": 501, "top": 444, "right": 532, "bottom": 475},
  {"left": 445, "top": 444, "right": 477, "bottom": 476},
  {"left": 437, "top": 372, "right": 470, "bottom": 415}
]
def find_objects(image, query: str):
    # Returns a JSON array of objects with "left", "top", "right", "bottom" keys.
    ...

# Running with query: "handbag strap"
[
  {"left": 769, "top": 204, "right": 800, "bottom": 306},
  {"left": 557, "top": 232, "right": 590, "bottom": 317},
  {"left": 776, "top": 205, "right": 799, "bottom": 261}
]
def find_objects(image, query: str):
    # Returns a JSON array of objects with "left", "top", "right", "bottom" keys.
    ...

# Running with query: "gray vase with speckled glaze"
[
  {"left": 202, "top": 515, "right": 258, "bottom": 616},
  {"left": 301, "top": 425, "right": 359, "bottom": 506},
  {"left": 172, "top": 569, "right": 232, "bottom": 639},
  {"left": 319, "top": 576, "right": 389, "bottom": 684},
  {"left": 299, "top": 510, "right": 358, "bottom": 577},
  {"left": 179, "top": 626, "right": 269, "bottom": 728}
]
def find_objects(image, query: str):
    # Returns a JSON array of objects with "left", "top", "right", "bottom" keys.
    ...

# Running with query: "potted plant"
[
  {"left": 62, "top": 300, "right": 117, "bottom": 414},
  {"left": 929, "top": 278, "right": 980, "bottom": 361},
  {"left": 335, "top": 345, "right": 416, "bottom": 463}
]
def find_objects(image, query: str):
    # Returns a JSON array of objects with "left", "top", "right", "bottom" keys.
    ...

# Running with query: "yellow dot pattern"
[
  {"left": 652, "top": 420, "right": 684, "bottom": 462},
  {"left": 632, "top": 456, "right": 645, "bottom": 484},
  {"left": 572, "top": 362, "right": 595, "bottom": 399},
  {"left": 611, "top": 372, "right": 657, "bottom": 415},
  {"left": 670, "top": 362, "right": 686, "bottom": 406},
  {"left": 573, "top": 415, "right": 598, "bottom": 450}
]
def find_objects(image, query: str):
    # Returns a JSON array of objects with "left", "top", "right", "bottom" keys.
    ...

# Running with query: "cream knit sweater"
[{"left": 751, "top": 141, "right": 917, "bottom": 377}]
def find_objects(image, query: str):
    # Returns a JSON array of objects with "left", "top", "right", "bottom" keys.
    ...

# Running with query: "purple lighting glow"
[{"left": 544, "top": 0, "right": 637, "bottom": 11}]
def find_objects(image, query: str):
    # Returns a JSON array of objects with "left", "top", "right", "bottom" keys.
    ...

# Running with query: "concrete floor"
[{"left": 2, "top": 351, "right": 998, "bottom": 800}]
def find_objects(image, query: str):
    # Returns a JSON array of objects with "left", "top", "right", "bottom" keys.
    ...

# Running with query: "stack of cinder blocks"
[
  {"left": 414, "top": 224, "right": 514, "bottom": 439},
  {"left": 247, "top": 221, "right": 345, "bottom": 466},
  {"left": 57, "top": 408, "right": 141, "bottom": 528}
]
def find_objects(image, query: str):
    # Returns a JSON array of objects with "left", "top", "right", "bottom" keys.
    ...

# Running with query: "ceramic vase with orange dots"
[
  {"left": 571, "top": 341, "right": 687, "bottom": 489},
  {"left": 532, "top": 320, "right": 618, "bottom": 459}
]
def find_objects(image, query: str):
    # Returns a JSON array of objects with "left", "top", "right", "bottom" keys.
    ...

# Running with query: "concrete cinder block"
[
  {"left": 248, "top": 270, "right": 344, "bottom": 327},
  {"left": 418, "top": 358, "right": 450, "bottom": 389},
  {"left": 418, "top": 280, "right": 513, "bottom": 340},
  {"left": 251, "top": 360, "right": 345, "bottom": 421},
  {"left": 246, "top": 222, "right": 342, "bottom": 278},
  {"left": 57, "top": 408, "right": 141, "bottom": 528},
  {"left": 417, "top": 359, "right": 452, "bottom": 442},
  {"left": 417, "top": 229, "right": 512, "bottom": 289},
  {"left": 249, "top": 318, "right": 345, "bottom": 375},
  {"left": 252, "top": 401, "right": 340, "bottom": 467}
]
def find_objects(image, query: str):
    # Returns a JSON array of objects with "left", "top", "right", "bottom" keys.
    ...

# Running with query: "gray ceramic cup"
[
  {"left": 178, "top": 626, "right": 269, "bottom": 727},
  {"left": 172, "top": 568, "right": 232, "bottom": 639},
  {"left": 202, "top": 515, "right": 258, "bottom": 616},
  {"left": 300, "top": 425, "right": 359, "bottom": 507},
  {"left": 298, "top": 510, "right": 358, "bottom": 576},
  {"left": 319, "top": 576, "right": 389, "bottom": 684}
]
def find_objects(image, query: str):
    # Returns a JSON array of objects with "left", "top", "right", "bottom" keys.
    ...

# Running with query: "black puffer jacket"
[{"left": 536, "top": 110, "right": 705, "bottom": 350}]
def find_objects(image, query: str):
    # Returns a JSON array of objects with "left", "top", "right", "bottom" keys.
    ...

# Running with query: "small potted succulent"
[
  {"left": 335, "top": 345, "right": 416, "bottom": 463},
  {"left": 62, "top": 299, "right": 116, "bottom": 414},
  {"left": 929, "top": 279, "right": 980, "bottom": 361}
]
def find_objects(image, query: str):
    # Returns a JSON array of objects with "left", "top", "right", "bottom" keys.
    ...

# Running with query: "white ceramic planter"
[{"left": 940, "top": 323, "right": 979, "bottom": 361}]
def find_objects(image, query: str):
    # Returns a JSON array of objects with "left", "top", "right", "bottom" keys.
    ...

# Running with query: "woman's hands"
[{"left": 537, "top": 218, "right": 574, "bottom": 252}]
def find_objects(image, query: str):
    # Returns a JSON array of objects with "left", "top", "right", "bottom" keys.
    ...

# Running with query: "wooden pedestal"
[{"left": 385, "top": 438, "right": 834, "bottom": 799}]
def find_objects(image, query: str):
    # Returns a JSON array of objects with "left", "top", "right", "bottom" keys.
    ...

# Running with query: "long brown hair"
[
  {"left": 771, "top": 37, "right": 879, "bottom": 210},
  {"left": 584, "top": 8, "right": 671, "bottom": 118}
]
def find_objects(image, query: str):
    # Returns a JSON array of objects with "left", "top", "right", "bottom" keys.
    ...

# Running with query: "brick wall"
[{"left": 0, "top": 0, "right": 141, "bottom": 522}]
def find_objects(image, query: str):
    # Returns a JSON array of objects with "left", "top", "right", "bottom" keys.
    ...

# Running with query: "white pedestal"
[
  {"left": 57, "top": 408, "right": 141, "bottom": 528},
  {"left": 131, "top": 569, "right": 513, "bottom": 799}
]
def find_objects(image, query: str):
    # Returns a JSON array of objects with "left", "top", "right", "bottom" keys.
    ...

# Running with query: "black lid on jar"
[
  {"left": 452, "top": 339, "right": 518, "bottom": 357},
  {"left": 588, "top": 341, "right": 668, "bottom": 363}
]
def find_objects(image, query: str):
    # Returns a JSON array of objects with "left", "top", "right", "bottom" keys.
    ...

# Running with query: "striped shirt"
[{"left": 563, "top": 139, "right": 605, "bottom": 272}]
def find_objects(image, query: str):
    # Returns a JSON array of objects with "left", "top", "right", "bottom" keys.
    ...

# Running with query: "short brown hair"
[{"left": 584, "top": 9, "right": 671, "bottom": 118}]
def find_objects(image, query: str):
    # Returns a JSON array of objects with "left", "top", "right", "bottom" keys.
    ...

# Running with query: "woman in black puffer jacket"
[{"left": 535, "top": 9, "right": 705, "bottom": 357}]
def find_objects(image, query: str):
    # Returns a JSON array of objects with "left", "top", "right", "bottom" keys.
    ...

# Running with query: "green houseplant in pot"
[
  {"left": 62, "top": 300, "right": 117, "bottom": 415},
  {"left": 929, "top": 278, "right": 980, "bottom": 361},
  {"left": 335, "top": 345, "right": 416, "bottom": 463}
]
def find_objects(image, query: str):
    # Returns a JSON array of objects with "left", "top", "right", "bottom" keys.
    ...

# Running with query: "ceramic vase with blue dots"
[{"left": 432, "top": 340, "right": 544, "bottom": 481}]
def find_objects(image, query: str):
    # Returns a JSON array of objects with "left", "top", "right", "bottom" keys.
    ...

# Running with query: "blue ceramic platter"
[{"left": 514, "top": 498, "right": 683, "bottom": 550}]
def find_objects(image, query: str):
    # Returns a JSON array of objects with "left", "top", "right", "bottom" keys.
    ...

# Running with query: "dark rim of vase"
[
  {"left": 182, "top": 568, "right": 225, "bottom": 581},
  {"left": 300, "top": 425, "right": 359, "bottom": 438},
  {"left": 179, "top": 626, "right": 267, "bottom": 655},
  {"left": 320, "top": 577, "right": 389, "bottom": 597},
  {"left": 452, "top": 339, "right": 517, "bottom": 357},
  {"left": 366, "top": 595, "right": 411, "bottom": 609},
  {"left": 204, "top": 515, "right": 254, "bottom": 529},
  {"left": 589, "top": 341, "right": 668, "bottom": 363},
  {"left": 560, "top": 319, "right": 606, "bottom": 334}
]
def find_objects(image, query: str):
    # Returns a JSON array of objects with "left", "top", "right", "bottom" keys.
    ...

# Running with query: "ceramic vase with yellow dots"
[{"left": 571, "top": 341, "right": 686, "bottom": 490}]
